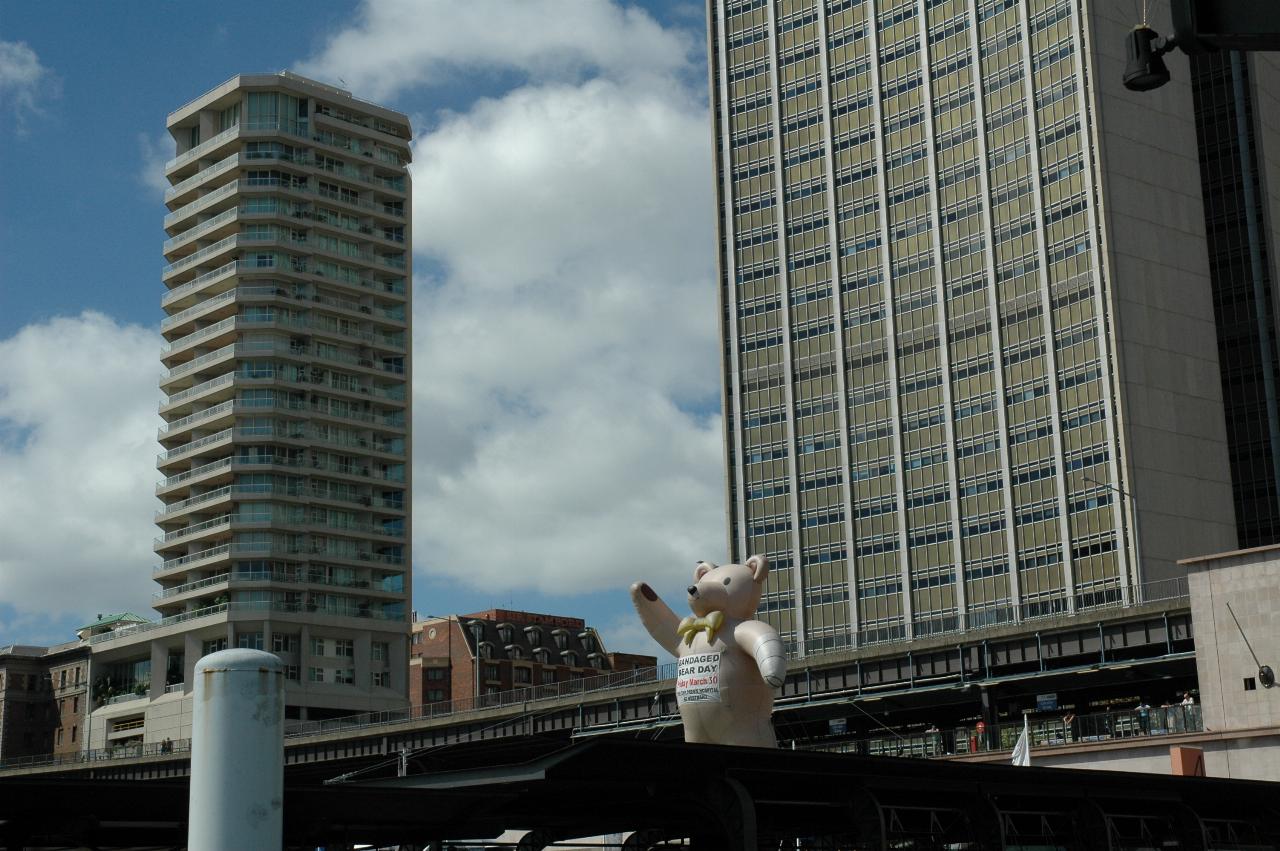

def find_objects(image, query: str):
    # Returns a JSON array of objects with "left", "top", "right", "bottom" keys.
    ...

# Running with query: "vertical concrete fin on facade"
[{"left": 763, "top": 0, "right": 810, "bottom": 652}]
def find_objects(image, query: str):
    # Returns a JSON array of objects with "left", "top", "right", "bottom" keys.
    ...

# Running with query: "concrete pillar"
[{"left": 188, "top": 649, "right": 284, "bottom": 851}]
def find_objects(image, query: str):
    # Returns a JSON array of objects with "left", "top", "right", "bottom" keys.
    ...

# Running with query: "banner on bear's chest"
[{"left": 676, "top": 651, "right": 722, "bottom": 705}]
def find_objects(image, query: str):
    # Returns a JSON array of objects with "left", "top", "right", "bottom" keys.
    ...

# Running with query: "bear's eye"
[{"left": 722, "top": 577, "right": 732, "bottom": 586}]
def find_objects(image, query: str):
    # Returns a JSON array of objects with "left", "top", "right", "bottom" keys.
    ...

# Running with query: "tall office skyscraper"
[
  {"left": 1192, "top": 52, "right": 1280, "bottom": 550},
  {"left": 89, "top": 73, "right": 412, "bottom": 742},
  {"left": 708, "top": 0, "right": 1239, "bottom": 653}
]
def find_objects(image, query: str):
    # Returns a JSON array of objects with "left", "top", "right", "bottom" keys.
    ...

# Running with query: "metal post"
[{"left": 187, "top": 649, "right": 284, "bottom": 851}]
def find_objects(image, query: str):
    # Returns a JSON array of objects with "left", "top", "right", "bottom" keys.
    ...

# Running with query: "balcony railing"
[
  {"left": 154, "top": 514, "right": 233, "bottom": 546},
  {"left": 162, "top": 235, "right": 239, "bottom": 279},
  {"left": 156, "top": 427, "right": 233, "bottom": 464},
  {"left": 162, "top": 343, "right": 236, "bottom": 381},
  {"left": 162, "top": 206, "right": 239, "bottom": 253},
  {"left": 160, "top": 371, "right": 235, "bottom": 409},
  {"left": 165, "top": 152, "right": 239, "bottom": 202},
  {"left": 89, "top": 602, "right": 228, "bottom": 645},
  {"left": 160, "top": 288, "right": 238, "bottom": 332},
  {"left": 161, "top": 316, "right": 238, "bottom": 356},
  {"left": 154, "top": 544, "right": 231, "bottom": 574},
  {"left": 159, "top": 399, "right": 234, "bottom": 435},
  {"left": 165, "top": 124, "right": 240, "bottom": 172},
  {"left": 165, "top": 180, "right": 240, "bottom": 228},
  {"left": 161, "top": 261, "right": 238, "bottom": 307}
]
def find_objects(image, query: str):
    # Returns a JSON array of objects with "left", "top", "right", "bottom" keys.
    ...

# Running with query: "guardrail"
[
  {"left": 803, "top": 704, "right": 1205, "bottom": 758},
  {"left": 0, "top": 739, "right": 191, "bottom": 771}
]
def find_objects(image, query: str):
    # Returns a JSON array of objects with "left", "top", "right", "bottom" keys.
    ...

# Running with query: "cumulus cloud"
[
  {"left": 303, "top": 0, "right": 728, "bottom": 604},
  {"left": 136, "top": 131, "right": 172, "bottom": 198},
  {"left": 0, "top": 39, "right": 56, "bottom": 131},
  {"left": 297, "top": 0, "right": 696, "bottom": 99},
  {"left": 0, "top": 314, "right": 162, "bottom": 631}
]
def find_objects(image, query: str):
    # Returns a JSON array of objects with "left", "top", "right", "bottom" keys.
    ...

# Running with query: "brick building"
[
  {"left": 408, "top": 610, "right": 656, "bottom": 707},
  {"left": 0, "top": 641, "right": 89, "bottom": 762}
]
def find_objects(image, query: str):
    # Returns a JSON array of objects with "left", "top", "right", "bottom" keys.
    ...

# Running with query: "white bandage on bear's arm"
[{"left": 752, "top": 632, "right": 787, "bottom": 688}]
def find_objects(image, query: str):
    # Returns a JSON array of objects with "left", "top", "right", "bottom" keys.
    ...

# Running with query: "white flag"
[{"left": 1011, "top": 715, "right": 1031, "bottom": 766}]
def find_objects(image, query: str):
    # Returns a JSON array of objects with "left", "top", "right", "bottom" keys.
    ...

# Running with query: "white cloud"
[
  {"left": 0, "top": 39, "right": 55, "bottom": 131},
  {"left": 136, "top": 132, "right": 171, "bottom": 198},
  {"left": 302, "top": 0, "right": 730, "bottom": 603},
  {"left": 0, "top": 313, "right": 162, "bottom": 629},
  {"left": 297, "top": 0, "right": 696, "bottom": 100}
]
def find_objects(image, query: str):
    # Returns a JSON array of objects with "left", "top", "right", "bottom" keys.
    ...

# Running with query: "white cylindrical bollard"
[{"left": 187, "top": 648, "right": 285, "bottom": 851}]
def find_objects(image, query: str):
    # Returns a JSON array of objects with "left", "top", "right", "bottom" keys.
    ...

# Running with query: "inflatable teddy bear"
[{"left": 630, "top": 554, "right": 786, "bottom": 748}]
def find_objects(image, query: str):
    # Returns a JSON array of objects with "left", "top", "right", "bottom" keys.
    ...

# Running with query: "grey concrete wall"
[
  {"left": 1083, "top": 2, "right": 1238, "bottom": 582},
  {"left": 1186, "top": 548, "right": 1280, "bottom": 732},
  {"left": 952, "top": 731, "right": 1280, "bottom": 781}
]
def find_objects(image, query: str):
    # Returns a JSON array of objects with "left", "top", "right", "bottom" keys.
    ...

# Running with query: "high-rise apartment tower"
[
  {"left": 709, "top": 0, "right": 1238, "bottom": 653},
  {"left": 88, "top": 73, "right": 412, "bottom": 742}
]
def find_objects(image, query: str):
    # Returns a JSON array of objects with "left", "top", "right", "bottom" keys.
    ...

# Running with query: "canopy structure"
[{"left": 3, "top": 737, "right": 1278, "bottom": 849}]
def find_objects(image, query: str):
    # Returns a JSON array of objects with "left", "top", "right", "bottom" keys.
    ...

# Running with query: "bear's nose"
[{"left": 687, "top": 585, "right": 699, "bottom": 596}]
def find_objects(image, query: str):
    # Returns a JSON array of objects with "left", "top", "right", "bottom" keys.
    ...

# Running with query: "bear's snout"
[{"left": 687, "top": 585, "right": 699, "bottom": 596}]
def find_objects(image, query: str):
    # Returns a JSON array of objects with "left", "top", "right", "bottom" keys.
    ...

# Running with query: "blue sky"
[{"left": 0, "top": 0, "right": 726, "bottom": 656}]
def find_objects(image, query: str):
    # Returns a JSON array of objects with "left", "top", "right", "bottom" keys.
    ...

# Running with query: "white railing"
[
  {"left": 162, "top": 206, "right": 239, "bottom": 253},
  {"left": 155, "top": 572, "right": 231, "bottom": 599},
  {"left": 162, "top": 343, "right": 236, "bottom": 381},
  {"left": 156, "top": 457, "right": 233, "bottom": 490},
  {"left": 162, "top": 234, "right": 239, "bottom": 279},
  {"left": 89, "top": 603, "right": 228, "bottom": 645},
  {"left": 161, "top": 261, "right": 238, "bottom": 307},
  {"left": 161, "top": 315, "right": 237, "bottom": 355},
  {"left": 154, "top": 544, "right": 231, "bottom": 574},
  {"left": 160, "top": 372, "right": 235, "bottom": 410},
  {"left": 156, "top": 428, "right": 233, "bottom": 464},
  {"left": 159, "top": 399, "right": 234, "bottom": 435},
  {"left": 165, "top": 124, "right": 241, "bottom": 172},
  {"left": 160, "top": 288, "right": 237, "bottom": 331},
  {"left": 154, "top": 514, "right": 232, "bottom": 546},
  {"left": 155, "top": 484, "right": 232, "bottom": 517},
  {"left": 164, "top": 152, "right": 239, "bottom": 202},
  {"left": 165, "top": 180, "right": 240, "bottom": 228}
]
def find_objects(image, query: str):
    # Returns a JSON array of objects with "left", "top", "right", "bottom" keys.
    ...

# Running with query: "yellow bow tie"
[{"left": 677, "top": 611, "right": 725, "bottom": 645}]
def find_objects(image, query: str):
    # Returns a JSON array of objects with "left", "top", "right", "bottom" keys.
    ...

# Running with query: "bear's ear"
[
  {"left": 747, "top": 554, "right": 769, "bottom": 583},
  {"left": 694, "top": 561, "right": 716, "bottom": 581}
]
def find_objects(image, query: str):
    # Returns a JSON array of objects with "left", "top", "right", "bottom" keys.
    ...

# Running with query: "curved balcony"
[
  {"left": 165, "top": 152, "right": 240, "bottom": 206},
  {"left": 165, "top": 180, "right": 241, "bottom": 230},
  {"left": 163, "top": 206, "right": 240, "bottom": 254},
  {"left": 164, "top": 124, "right": 242, "bottom": 176},
  {"left": 162, "top": 235, "right": 239, "bottom": 283},
  {"left": 161, "top": 261, "right": 238, "bottom": 310}
]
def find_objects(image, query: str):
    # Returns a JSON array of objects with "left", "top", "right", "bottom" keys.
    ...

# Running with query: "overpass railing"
[
  {"left": 284, "top": 661, "right": 682, "bottom": 738},
  {"left": 803, "top": 704, "right": 1204, "bottom": 758},
  {"left": 0, "top": 738, "right": 191, "bottom": 771}
]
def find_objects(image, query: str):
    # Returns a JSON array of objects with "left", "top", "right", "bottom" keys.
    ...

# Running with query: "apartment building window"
[
  {"left": 70, "top": 725, "right": 77, "bottom": 743},
  {"left": 308, "top": 667, "right": 325, "bottom": 683},
  {"left": 372, "top": 671, "right": 389, "bottom": 687},
  {"left": 426, "top": 668, "right": 446, "bottom": 681},
  {"left": 310, "top": 638, "right": 326, "bottom": 656},
  {"left": 72, "top": 696, "right": 79, "bottom": 713},
  {"left": 59, "top": 670, "right": 66, "bottom": 688},
  {"left": 237, "top": 632, "right": 264, "bottom": 650},
  {"left": 335, "top": 639, "right": 354, "bottom": 658},
  {"left": 541, "top": 669, "right": 556, "bottom": 685},
  {"left": 581, "top": 635, "right": 595, "bottom": 653},
  {"left": 284, "top": 666, "right": 300, "bottom": 681},
  {"left": 553, "top": 631, "right": 568, "bottom": 650},
  {"left": 371, "top": 641, "right": 389, "bottom": 662},
  {"left": 514, "top": 667, "right": 532, "bottom": 685},
  {"left": 56, "top": 728, "right": 63, "bottom": 746},
  {"left": 272, "top": 634, "right": 298, "bottom": 654},
  {"left": 427, "top": 689, "right": 445, "bottom": 701},
  {"left": 203, "top": 638, "right": 228, "bottom": 656},
  {"left": 484, "top": 664, "right": 500, "bottom": 681},
  {"left": 336, "top": 669, "right": 355, "bottom": 685},
  {"left": 485, "top": 686, "right": 500, "bottom": 696}
]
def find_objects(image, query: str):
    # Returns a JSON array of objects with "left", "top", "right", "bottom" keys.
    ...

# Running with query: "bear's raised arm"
[
  {"left": 734, "top": 619, "right": 787, "bottom": 688},
  {"left": 629, "top": 581, "right": 682, "bottom": 657}
]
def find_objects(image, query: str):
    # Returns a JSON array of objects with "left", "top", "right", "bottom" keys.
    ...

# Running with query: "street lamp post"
[{"left": 1084, "top": 475, "right": 1141, "bottom": 604}]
